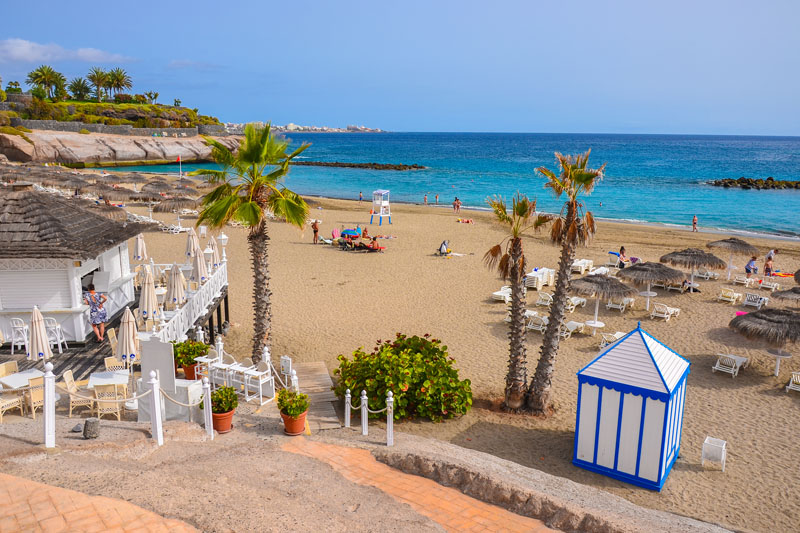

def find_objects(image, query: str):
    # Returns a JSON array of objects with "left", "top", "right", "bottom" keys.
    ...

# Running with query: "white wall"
[
  {"left": 0, "top": 270, "right": 71, "bottom": 309},
  {"left": 576, "top": 383, "right": 599, "bottom": 462},
  {"left": 639, "top": 399, "right": 666, "bottom": 482}
]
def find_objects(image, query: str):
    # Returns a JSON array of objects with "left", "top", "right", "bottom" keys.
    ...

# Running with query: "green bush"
[
  {"left": 207, "top": 386, "right": 238, "bottom": 414},
  {"left": 0, "top": 89, "right": 5, "bottom": 103},
  {"left": 173, "top": 339, "right": 209, "bottom": 367},
  {"left": 277, "top": 388, "right": 309, "bottom": 417},
  {"left": 0, "top": 111, "right": 17, "bottom": 126},
  {"left": 16, "top": 125, "right": 32, "bottom": 133},
  {"left": 30, "top": 87, "right": 47, "bottom": 100},
  {"left": 5, "top": 81, "right": 22, "bottom": 94},
  {"left": 114, "top": 93, "right": 133, "bottom": 103},
  {"left": 79, "top": 128, "right": 90, "bottom": 134},
  {"left": 334, "top": 333, "right": 472, "bottom": 422}
]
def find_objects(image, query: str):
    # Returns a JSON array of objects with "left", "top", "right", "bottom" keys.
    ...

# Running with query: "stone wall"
[
  {"left": 5, "top": 93, "right": 32, "bottom": 105},
  {"left": 9, "top": 118, "right": 199, "bottom": 137},
  {"left": 197, "top": 124, "right": 227, "bottom": 136}
]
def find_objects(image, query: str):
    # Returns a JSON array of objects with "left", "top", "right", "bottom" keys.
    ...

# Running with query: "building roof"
[
  {"left": 0, "top": 183, "right": 151, "bottom": 260},
  {"left": 578, "top": 324, "right": 690, "bottom": 394}
]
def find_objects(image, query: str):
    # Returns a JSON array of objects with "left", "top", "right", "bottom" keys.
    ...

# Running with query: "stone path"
[
  {"left": 0, "top": 472, "right": 197, "bottom": 533},
  {"left": 283, "top": 437, "right": 558, "bottom": 532}
]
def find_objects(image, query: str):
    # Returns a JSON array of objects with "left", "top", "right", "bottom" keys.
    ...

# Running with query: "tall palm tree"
[
  {"left": 25, "top": 65, "right": 61, "bottom": 98},
  {"left": 484, "top": 194, "right": 549, "bottom": 411},
  {"left": 526, "top": 150, "right": 605, "bottom": 414},
  {"left": 86, "top": 67, "right": 108, "bottom": 102},
  {"left": 68, "top": 77, "right": 92, "bottom": 100},
  {"left": 107, "top": 68, "right": 132, "bottom": 96},
  {"left": 190, "top": 123, "right": 309, "bottom": 363}
]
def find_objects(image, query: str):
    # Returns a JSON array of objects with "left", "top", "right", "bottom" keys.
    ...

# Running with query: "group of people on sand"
[
  {"left": 745, "top": 248, "right": 779, "bottom": 278},
  {"left": 422, "top": 193, "right": 441, "bottom": 206}
]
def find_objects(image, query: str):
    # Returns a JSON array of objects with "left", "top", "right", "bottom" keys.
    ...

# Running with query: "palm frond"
[{"left": 483, "top": 244, "right": 503, "bottom": 272}]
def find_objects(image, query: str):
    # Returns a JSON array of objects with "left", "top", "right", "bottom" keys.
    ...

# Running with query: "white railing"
[
  {"left": 344, "top": 389, "right": 394, "bottom": 446},
  {"left": 152, "top": 261, "right": 227, "bottom": 343}
]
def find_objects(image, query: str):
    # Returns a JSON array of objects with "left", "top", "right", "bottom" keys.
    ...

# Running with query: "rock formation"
[
  {"left": 709, "top": 176, "right": 800, "bottom": 190},
  {"left": 293, "top": 161, "right": 426, "bottom": 171}
]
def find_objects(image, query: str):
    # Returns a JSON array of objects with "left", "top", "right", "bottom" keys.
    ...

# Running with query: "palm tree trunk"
[
  {"left": 504, "top": 237, "right": 528, "bottom": 411},
  {"left": 248, "top": 220, "right": 272, "bottom": 365},
  {"left": 526, "top": 203, "right": 577, "bottom": 414}
]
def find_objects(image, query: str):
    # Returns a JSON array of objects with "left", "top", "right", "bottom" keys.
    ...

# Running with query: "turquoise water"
[{"left": 108, "top": 133, "right": 800, "bottom": 238}]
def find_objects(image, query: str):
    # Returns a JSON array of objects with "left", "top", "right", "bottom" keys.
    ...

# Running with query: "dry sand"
[{"left": 132, "top": 196, "right": 799, "bottom": 533}]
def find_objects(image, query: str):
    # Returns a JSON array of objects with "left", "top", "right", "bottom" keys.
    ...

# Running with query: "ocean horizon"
[{"left": 107, "top": 132, "right": 800, "bottom": 238}]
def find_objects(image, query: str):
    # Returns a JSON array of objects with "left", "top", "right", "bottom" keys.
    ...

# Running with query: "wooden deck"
[{"left": 293, "top": 361, "right": 341, "bottom": 431}]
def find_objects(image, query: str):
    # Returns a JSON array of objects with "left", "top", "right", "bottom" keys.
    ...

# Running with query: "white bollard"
[
  {"left": 261, "top": 345, "right": 271, "bottom": 363},
  {"left": 149, "top": 371, "right": 164, "bottom": 446},
  {"left": 215, "top": 336, "right": 224, "bottom": 359},
  {"left": 344, "top": 389, "right": 351, "bottom": 428},
  {"left": 291, "top": 369, "right": 299, "bottom": 392},
  {"left": 202, "top": 378, "right": 214, "bottom": 440},
  {"left": 195, "top": 326, "right": 205, "bottom": 344},
  {"left": 386, "top": 391, "right": 394, "bottom": 447},
  {"left": 360, "top": 390, "right": 368, "bottom": 436},
  {"left": 43, "top": 362, "right": 55, "bottom": 449}
]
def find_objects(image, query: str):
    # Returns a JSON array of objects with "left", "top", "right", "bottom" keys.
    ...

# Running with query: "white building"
[{"left": 0, "top": 184, "right": 149, "bottom": 342}]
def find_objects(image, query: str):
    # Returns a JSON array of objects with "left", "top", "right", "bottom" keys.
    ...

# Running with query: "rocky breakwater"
[
  {"left": 710, "top": 176, "right": 800, "bottom": 190},
  {"left": 293, "top": 161, "right": 426, "bottom": 170},
  {"left": 0, "top": 130, "right": 240, "bottom": 165}
]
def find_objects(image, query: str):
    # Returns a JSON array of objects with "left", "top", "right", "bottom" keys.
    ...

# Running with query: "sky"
[{"left": 1, "top": 0, "right": 799, "bottom": 135}]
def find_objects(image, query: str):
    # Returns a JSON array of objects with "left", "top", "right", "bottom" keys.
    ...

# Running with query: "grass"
[{"left": 0, "top": 126, "right": 34, "bottom": 144}]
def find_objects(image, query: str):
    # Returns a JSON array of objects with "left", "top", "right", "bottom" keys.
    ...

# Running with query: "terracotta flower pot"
[
  {"left": 212, "top": 409, "right": 235, "bottom": 433},
  {"left": 281, "top": 410, "right": 308, "bottom": 436},
  {"left": 182, "top": 363, "right": 199, "bottom": 380}
]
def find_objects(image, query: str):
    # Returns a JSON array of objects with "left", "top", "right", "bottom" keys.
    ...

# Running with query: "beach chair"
[
  {"left": 652, "top": 280, "right": 666, "bottom": 289},
  {"left": 504, "top": 298, "right": 538, "bottom": 323},
  {"left": 733, "top": 275, "right": 755, "bottom": 287},
  {"left": 9, "top": 317, "right": 29, "bottom": 355},
  {"left": 786, "top": 372, "right": 800, "bottom": 394},
  {"left": 524, "top": 272, "right": 544, "bottom": 291},
  {"left": 526, "top": 315, "right": 548, "bottom": 334},
  {"left": 243, "top": 361, "right": 275, "bottom": 405},
  {"left": 63, "top": 369, "right": 93, "bottom": 417},
  {"left": 606, "top": 297, "right": 635, "bottom": 313},
  {"left": 210, "top": 350, "right": 238, "bottom": 388},
  {"left": 760, "top": 280, "right": 780, "bottom": 292},
  {"left": 651, "top": 302, "right": 680, "bottom": 321},
  {"left": 696, "top": 267, "right": 720, "bottom": 280},
  {"left": 104, "top": 356, "right": 125, "bottom": 372},
  {"left": 194, "top": 347, "right": 219, "bottom": 382},
  {"left": 605, "top": 255, "right": 621, "bottom": 268},
  {"left": 26, "top": 377, "right": 45, "bottom": 420},
  {"left": 94, "top": 384, "right": 123, "bottom": 421},
  {"left": 492, "top": 286, "right": 512, "bottom": 301},
  {"left": 571, "top": 259, "right": 593, "bottom": 275},
  {"left": 565, "top": 296, "right": 587, "bottom": 313},
  {"left": 665, "top": 282, "right": 687, "bottom": 293},
  {"left": 44, "top": 317, "right": 68, "bottom": 354},
  {"left": 559, "top": 321, "right": 585, "bottom": 339},
  {"left": 107, "top": 328, "right": 118, "bottom": 355},
  {"left": 717, "top": 287, "right": 742, "bottom": 305},
  {"left": 0, "top": 389, "right": 25, "bottom": 422},
  {"left": 743, "top": 293, "right": 768, "bottom": 310},
  {"left": 711, "top": 354, "right": 749, "bottom": 378},
  {"left": 535, "top": 292, "right": 553, "bottom": 308},
  {"left": 0, "top": 361, "right": 18, "bottom": 378},
  {"left": 599, "top": 331, "right": 626, "bottom": 348}
]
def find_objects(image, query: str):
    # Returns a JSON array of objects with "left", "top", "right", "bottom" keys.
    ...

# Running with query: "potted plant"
[
  {"left": 206, "top": 386, "right": 238, "bottom": 433},
  {"left": 174, "top": 340, "right": 209, "bottom": 380},
  {"left": 277, "top": 388, "right": 309, "bottom": 436}
]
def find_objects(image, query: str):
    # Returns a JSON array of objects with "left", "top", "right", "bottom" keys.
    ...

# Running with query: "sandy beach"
[{"left": 122, "top": 193, "right": 800, "bottom": 533}]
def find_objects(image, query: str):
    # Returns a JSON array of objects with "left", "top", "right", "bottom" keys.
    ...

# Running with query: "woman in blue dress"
[{"left": 83, "top": 283, "right": 108, "bottom": 342}]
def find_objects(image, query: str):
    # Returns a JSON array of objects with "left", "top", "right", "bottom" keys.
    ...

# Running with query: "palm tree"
[
  {"left": 484, "top": 194, "right": 549, "bottom": 411},
  {"left": 87, "top": 67, "right": 108, "bottom": 102},
  {"left": 190, "top": 123, "right": 310, "bottom": 363},
  {"left": 25, "top": 65, "right": 62, "bottom": 98},
  {"left": 107, "top": 68, "right": 132, "bottom": 96},
  {"left": 526, "top": 150, "right": 605, "bottom": 414},
  {"left": 68, "top": 77, "right": 92, "bottom": 101}
]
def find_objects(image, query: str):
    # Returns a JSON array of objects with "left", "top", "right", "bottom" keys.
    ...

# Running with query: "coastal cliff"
[{"left": 0, "top": 130, "right": 240, "bottom": 166}]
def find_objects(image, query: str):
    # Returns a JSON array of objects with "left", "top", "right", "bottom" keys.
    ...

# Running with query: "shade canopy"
[
  {"left": 154, "top": 197, "right": 198, "bottom": 212},
  {"left": 142, "top": 181, "right": 173, "bottom": 192},
  {"left": 133, "top": 233, "right": 148, "bottom": 262},
  {"left": 729, "top": 308, "right": 800, "bottom": 347},
  {"left": 772, "top": 287, "right": 800, "bottom": 305},
  {"left": 208, "top": 236, "right": 221, "bottom": 269},
  {"left": 616, "top": 262, "right": 684, "bottom": 286},
  {"left": 184, "top": 228, "right": 202, "bottom": 258},
  {"left": 191, "top": 252, "right": 209, "bottom": 284},
  {"left": 137, "top": 269, "right": 160, "bottom": 328},
  {"left": 165, "top": 263, "right": 187, "bottom": 308},
  {"left": 117, "top": 307, "right": 139, "bottom": 362},
  {"left": 660, "top": 248, "right": 726, "bottom": 270},
  {"left": 571, "top": 274, "right": 637, "bottom": 299},
  {"left": 28, "top": 306, "right": 53, "bottom": 361},
  {"left": 90, "top": 173, "right": 118, "bottom": 184},
  {"left": 174, "top": 186, "right": 200, "bottom": 197},
  {"left": 706, "top": 237, "right": 758, "bottom": 256},
  {"left": 120, "top": 173, "right": 148, "bottom": 184},
  {"left": 795, "top": 269, "right": 800, "bottom": 285}
]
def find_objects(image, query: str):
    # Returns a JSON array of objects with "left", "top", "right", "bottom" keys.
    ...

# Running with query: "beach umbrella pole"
[
  {"left": 727, "top": 253, "right": 733, "bottom": 280},
  {"left": 590, "top": 297, "right": 600, "bottom": 335},
  {"left": 646, "top": 282, "right": 651, "bottom": 311}
]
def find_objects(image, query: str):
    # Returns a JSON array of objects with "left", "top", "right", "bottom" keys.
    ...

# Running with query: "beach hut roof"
[
  {"left": 616, "top": 262, "right": 684, "bottom": 286},
  {"left": 0, "top": 183, "right": 150, "bottom": 259},
  {"left": 706, "top": 237, "right": 759, "bottom": 256},
  {"left": 578, "top": 324, "right": 690, "bottom": 394}
]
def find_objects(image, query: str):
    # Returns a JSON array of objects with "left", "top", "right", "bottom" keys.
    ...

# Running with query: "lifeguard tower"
[{"left": 369, "top": 189, "right": 392, "bottom": 225}]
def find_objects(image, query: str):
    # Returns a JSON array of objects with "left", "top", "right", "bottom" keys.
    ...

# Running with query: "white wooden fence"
[{"left": 344, "top": 389, "right": 394, "bottom": 446}]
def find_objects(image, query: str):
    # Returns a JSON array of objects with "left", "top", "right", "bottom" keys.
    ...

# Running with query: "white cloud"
[{"left": 0, "top": 38, "right": 131, "bottom": 64}]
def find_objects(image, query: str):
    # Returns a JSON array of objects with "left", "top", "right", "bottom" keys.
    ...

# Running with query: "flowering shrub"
[{"left": 334, "top": 333, "right": 472, "bottom": 422}]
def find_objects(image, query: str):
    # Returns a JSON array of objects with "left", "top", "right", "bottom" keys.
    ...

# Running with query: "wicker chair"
[
  {"left": 63, "top": 369, "right": 93, "bottom": 417},
  {"left": 0, "top": 390, "right": 25, "bottom": 422},
  {"left": 26, "top": 377, "right": 44, "bottom": 420},
  {"left": 0, "top": 360, "right": 19, "bottom": 378},
  {"left": 104, "top": 356, "right": 125, "bottom": 372},
  {"left": 107, "top": 329, "right": 119, "bottom": 357},
  {"left": 94, "top": 384, "right": 123, "bottom": 421}
]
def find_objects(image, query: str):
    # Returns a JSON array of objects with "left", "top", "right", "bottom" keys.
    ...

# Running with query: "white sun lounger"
[
  {"left": 492, "top": 286, "right": 512, "bottom": 301},
  {"left": 606, "top": 297, "right": 635, "bottom": 313},
  {"left": 599, "top": 331, "right": 626, "bottom": 348},
  {"left": 535, "top": 292, "right": 553, "bottom": 307},
  {"left": 696, "top": 267, "right": 720, "bottom": 280},
  {"left": 733, "top": 275, "right": 756, "bottom": 288},
  {"left": 712, "top": 353, "right": 749, "bottom": 378},
  {"left": 559, "top": 321, "right": 585, "bottom": 339},
  {"left": 743, "top": 293, "right": 768, "bottom": 310},
  {"left": 717, "top": 287, "right": 742, "bottom": 305},
  {"left": 651, "top": 302, "right": 680, "bottom": 321},
  {"left": 565, "top": 296, "right": 587, "bottom": 313},
  {"left": 571, "top": 259, "right": 593, "bottom": 275},
  {"left": 786, "top": 372, "right": 800, "bottom": 394},
  {"left": 760, "top": 280, "right": 780, "bottom": 292},
  {"left": 526, "top": 315, "right": 548, "bottom": 334}
]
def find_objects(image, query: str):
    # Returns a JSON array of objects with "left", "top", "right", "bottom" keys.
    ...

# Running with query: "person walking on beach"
[
  {"left": 745, "top": 256, "right": 758, "bottom": 278},
  {"left": 359, "top": 191, "right": 363, "bottom": 203},
  {"left": 424, "top": 194, "right": 428, "bottom": 206},
  {"left": 435, "top": 194, "right": 439, "bottom": 205},
  {"left": 692, "top": 215, "right": 698, "bottom": 232},
  {"left": 311, "top": 219, "right": 319, "bottom": 244}
]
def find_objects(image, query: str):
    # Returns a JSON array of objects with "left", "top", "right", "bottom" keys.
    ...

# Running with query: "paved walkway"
[
  {"left": 283, "top": 437, "right": 558, "bottom": 532},
  {"left": 0, "top": 472, "right": 196, "bottom": 533}
]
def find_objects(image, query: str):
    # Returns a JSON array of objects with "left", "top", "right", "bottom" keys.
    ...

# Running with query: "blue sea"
[{"left": 109, "top": 133, "right": 800, "bottom": 238}]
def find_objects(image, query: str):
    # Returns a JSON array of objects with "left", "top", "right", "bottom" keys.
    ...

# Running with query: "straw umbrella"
[
  {"left": 729, "top": 308, "right": 800, "bottom": 376},
  {"left": 571, "top": 274, "right": 637, "bottom": 335},
  {"left": 27, "top": 306, "right": 53, "bottom": 362},
  {"left": 138, "top": 269, "right": 160, "bottom": 330},
  {"left": 191, "top": 251, "right": 209, "bottom": 286},
  {"left": 142, "top": 181, "right": 173, "bottom": 193},
  {"left": 133, "top": 233, "right": 148, "bottom": 262},
  {"left": 660, "top": 248, "right": 726, "bottom": 292},
  {"left": 616, "top": 262, "right": 684, "bottom": 311},
  {"left": 164, "top": 264, "right": 187, "bottom": 309},
  {"left": 91, "top": 173, "right": 118, "bottom": 184},
  {"left": 707, "top": 238, "right": 759, "bottom": 280},
  {"left": 795, "top": 269, "right": 800, "bottom": 285},
  {"left": 103, "top": 187, "right": 135, "bottom": 202},
  {"left": 174, "top": 186, "right": 200, "bottom": 197},
  {"left": 772, "top": 287, "right": 800, "bottom": 308},
  {"left": 154, "top": 196, "right": 198, "bottom": 212}
]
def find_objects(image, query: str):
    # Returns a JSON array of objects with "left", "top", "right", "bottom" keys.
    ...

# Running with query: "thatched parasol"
[
  {"left": 130, "top": 191, "right": 164, "bottom": 202},
  {"left": 571, "top": 274, "right": 637, "bottom": 334},
  {"left": 120, "top": 173, "right": 148, "bottom": 184},
  {"left": 616, "top": 262, "right": 684, "bottom": 311},
  {"left": 795, "top": 269, "right": 800, "bottom": 285},
  {"left": 660, "top": 248, "right": 726, "bottom": 290},
  {"left": 154, "top": 197, "right": 198, "bottom": 212},
  {"left": 772, "top": 287, "right": 800, "bottom": 308},
  {"left": 707, "top": 238, "right": 759, "bottom": 280},
  {"left": 84, "top": 203, "right": 127, "bottom": 221},
  {"left": 91, "top": 173, "right": 119, "bottom": 184},
  {"left": 729, "top": 308, "right": 800, "bottom": 375},
  {"left": 174, "top": 186, "right": 200, "bottom": 197},
  {"left": 103, "top": 187, "right": 136, "bottom": 202},
  {"left": 142, "top": 181, "right": 173, "bottom": 192}
]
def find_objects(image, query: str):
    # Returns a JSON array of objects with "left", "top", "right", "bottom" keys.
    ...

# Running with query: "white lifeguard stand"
[{"left": 369, "top": 189, "right": 392, "bottom": 225}]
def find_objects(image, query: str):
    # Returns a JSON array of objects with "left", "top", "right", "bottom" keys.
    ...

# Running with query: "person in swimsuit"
[
  {"left": 83, "top": 283, "right": 108, "bottom": 342},
  {"left": 311, "top": 220, "right": 319, "bottom": 244},
  {"left": 692, "top": 215, "right": 698, "bottom": 232}
]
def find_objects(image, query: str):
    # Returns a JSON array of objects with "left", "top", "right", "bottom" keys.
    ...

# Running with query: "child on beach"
[
  {"left": 745, "top": 256, "right": 757, "bottom": 278},
  {"left": 764, "top": 257, "right": 774, "bottom": 277},
  {"left": 618, "top": 246, "right": 630, "bottom": 268}
]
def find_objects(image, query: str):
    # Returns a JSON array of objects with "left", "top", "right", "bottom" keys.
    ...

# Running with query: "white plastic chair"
[
  {"left": 9, "top": 318, "right": 29, "bottom": 355},
  {"left": 743, "top": 293, "right": 768, "bottom": 310},
  {"left": 559, "top": 321, "right": 585, "bottom": 339},
  {"left": 711, "top": 354, "right": 749, "bottom": 378},
  {"left": 526, "top": 315, "right": 548, "bottom": 334},
  {"left": 733, "top": 275, "right": 755, "bottom": 287},
  {"left": 44, "top": 317, "right": 68, "bottom": 354},
  {"left": 565, "top": 296, "right": 587, "bottom": 313},
  {"left": 606, "top": 297, "right": 635, "bottom": 313},
  {"left": 535, "top": 292, "right": 553, "bottom": 308},
  {"left": 696, "top": 267, "right": 720, "bottom": 280},
  {"left": 786, "top": 372, "right": 800, "bottom": 394},
  {"left": 599, "top": 331, "right": 625, "bottom": 348},
  {"left": 717, "top": 288, "right": 742, "bottom": 305},
  {"left": 651, "top": 302, "right": 680, "bottom": 321},
  {"left": 492, "top": 286, "right": 512, "bottom": 301},
  {"left": 243, "top": 361, "right": 275, "bottom": 405}
]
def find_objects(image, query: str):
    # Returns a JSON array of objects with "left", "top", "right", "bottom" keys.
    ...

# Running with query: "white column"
[
  {"left": 43, "top": 362, "right": 56, "bottom": 449},
  {"left": 344, "top": 389, "right": 351, "bottom": 428},
  {"left": 291, "top": 370, "right": 299, "bottom": 392},
  {"left": 149, "top": 371, "right": 164, "bottom": 446},
  {"left": 386, "top": 391, "right": 394, "bottom": 447},
  {"left": 360, "top": 390, "right": 368, "bottom": 436},
  {"left": 202, "top": 378, "right": 214, "bottom": 440}
]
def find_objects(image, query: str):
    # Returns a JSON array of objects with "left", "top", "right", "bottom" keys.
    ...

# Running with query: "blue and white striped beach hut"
[{"left": 573, "top": 323, "right": 690, "bottom": 491}]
